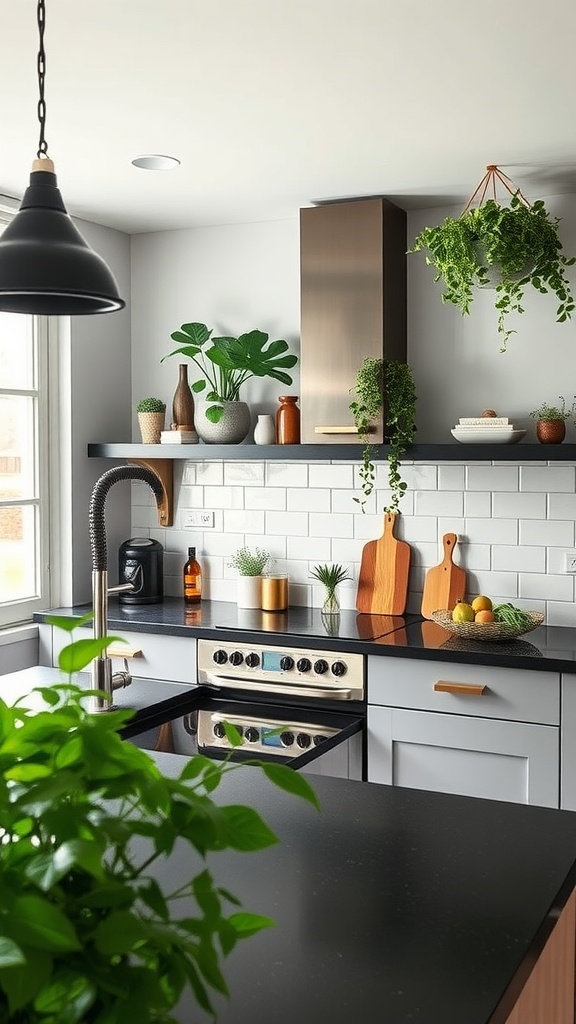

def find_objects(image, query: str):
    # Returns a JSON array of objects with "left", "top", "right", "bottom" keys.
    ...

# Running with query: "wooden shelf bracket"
[{"left": 130, "top": 457, "right": 174, "bottom": 526}]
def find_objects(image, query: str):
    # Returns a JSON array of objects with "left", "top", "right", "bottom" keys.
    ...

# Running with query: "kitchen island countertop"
[{"left": 150, "top": 754, "right": 576, "bottom": 1024}]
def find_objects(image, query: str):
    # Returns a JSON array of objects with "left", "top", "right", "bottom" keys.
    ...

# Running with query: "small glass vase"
[{"left": 322, "top": 589, "right": 340, "bottom": 615}]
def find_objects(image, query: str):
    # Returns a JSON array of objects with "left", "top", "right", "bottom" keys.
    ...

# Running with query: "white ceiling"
[{"left": 2, "top": 0, "right": 576, "bottom": 234}]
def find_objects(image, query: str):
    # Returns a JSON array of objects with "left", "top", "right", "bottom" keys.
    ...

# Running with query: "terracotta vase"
[
  {"left": 172, "top": 364, "right": 196, "bottom": 431},
  {"left": 275, "top": 395, "right": 300, "bottom": 444},
  {"left": 536, "top": 419, "right": 566, "bottom": 444}
]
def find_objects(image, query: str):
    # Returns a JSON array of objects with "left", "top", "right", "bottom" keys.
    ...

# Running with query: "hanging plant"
[
  {"left": 409, "top": 165, "right": 576, "bottom": 352},
  {"left": 349, "top": 358, "right": 417, "bottom": 514}
]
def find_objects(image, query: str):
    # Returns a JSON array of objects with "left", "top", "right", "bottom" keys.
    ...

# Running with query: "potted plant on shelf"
[
  {"left": 529, "top": 395, "right": 576, "bottom": 444},
  {"left": 0, "top": 618, "right": 317, "bottom": 1023},
  {"left": 409, "top": 165, "right": 576, "bottom": 352},
  {"left": 163, "top": 322, "right": 298, "bottom": 445},
  {"left": 349, "top": 357, "right": 417, "bottom": 514},
  {"left": 136, "top": 396, "right": 166, "bottom": 444},
  {"left": 228, "top": 545, "right": 271, "bottom": 608}
]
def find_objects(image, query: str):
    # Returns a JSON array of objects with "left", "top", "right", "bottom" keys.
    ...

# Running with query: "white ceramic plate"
[{"left": 451, "top": 428, "right": 527, "bottom": 444}]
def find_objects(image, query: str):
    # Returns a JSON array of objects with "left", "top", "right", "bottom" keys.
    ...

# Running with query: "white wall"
[
  {"left": 128, "top": 195, "right": 576, "bottom": 627},
  {"left": 59, "top": 216, "right": 132, "bottom": 606}
]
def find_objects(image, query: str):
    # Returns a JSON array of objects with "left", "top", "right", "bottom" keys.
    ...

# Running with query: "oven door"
[{"left": 130, "top": 695, "right": 365, "bottom": 780}]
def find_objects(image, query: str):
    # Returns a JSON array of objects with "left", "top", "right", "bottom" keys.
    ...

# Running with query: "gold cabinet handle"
[
  {"left": 107, "top": 645, "right": 143, "bottom": 659},
  {"left": 434, "top": 680, "right": 486, "bottom": 696}
]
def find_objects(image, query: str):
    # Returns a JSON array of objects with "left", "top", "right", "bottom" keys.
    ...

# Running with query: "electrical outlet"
[
  {"left": 183, "top": 510, "right": 215, "bottom": 529},
  {"left": 563, "top": 552, "right": 576, "bottom": 573}
]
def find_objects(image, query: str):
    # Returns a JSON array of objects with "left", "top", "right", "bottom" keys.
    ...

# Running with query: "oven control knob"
[
  {"left": 297, "top": 657, "right": 312, "bottom": 673},
  {"left": 296, "top": 733, "right": 311, "bottom": 749},
  {"left": 213, "top": 721, "right": 226, "bottom": 739},
  {"left": 313, "top": 659, "right": 329, "bottom": 675},
  {"left": 245, "top": 652, "right": 260, "bottom": 669},
  {"left": 245, "top": 727, "right": 259, "bottom": 743},
  {"left": 229, "top": 650, "right": 244, "bottom": 666},
  {"left": 280, "top": 731, "right": 295, "bottom": 747},
  {"left": 331, "top": 660, "right": 347, "bottom": 677},
  {"left": 213, "top": 649, "right": 228, "bottom": 665},
  {"left": 280, "top": 656, "right": 294, "bottom": 671}
]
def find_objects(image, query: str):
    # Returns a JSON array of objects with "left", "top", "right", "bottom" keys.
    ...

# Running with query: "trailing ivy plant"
[
  {"left": 0, "top": 615, "right": 318, "bottom": 1023},
  {"left": 410, "top": 193, "right": 576, "bottom": 351},
  {"left": 349, "top": 358, "right": 417, "bottom": 514}
]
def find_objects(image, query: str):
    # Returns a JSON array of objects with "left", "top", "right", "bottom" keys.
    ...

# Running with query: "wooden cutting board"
[
  {"left": 356, "top": 512, "right": 411, "bottom": 615},
  {"left": 421, "top": 533, "right": 467, "bottom": 619}
]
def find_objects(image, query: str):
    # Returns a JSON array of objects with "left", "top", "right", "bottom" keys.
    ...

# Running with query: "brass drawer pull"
[
  {"left": 107, "top": 645, "right": 143, "bottom": 659},
  {"left": 434, "top": 680, "right": 486, "bottom": 696}
]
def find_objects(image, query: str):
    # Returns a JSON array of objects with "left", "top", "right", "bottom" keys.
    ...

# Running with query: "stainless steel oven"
[{"left": 135, "top": 638, "right": 366, "bottom": 780}]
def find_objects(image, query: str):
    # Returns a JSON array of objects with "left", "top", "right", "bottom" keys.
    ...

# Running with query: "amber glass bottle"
[
  {"left": 276, "top": 395, "right": 300, "bottom": 444},
  {"left": 183, "top": 547, "right": 202, "bottom": 604}
]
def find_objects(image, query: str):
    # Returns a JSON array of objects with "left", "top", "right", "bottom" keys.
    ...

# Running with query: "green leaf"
[
  {"left": 33, "top": 970, "right": 96, "bottom": 1019},
  {"left": 217, "top": 804, "right": 279, "bottom": 851},
  {"left": 93, "top": 910, "right": 151, "bottom": 955},
  {"left": 228, "top": 911, "right": 275, "bottom": 938},
  {"left": 45, "top": 612, "right": 93, "bottom": 632},
  {"left": 261, "top": 761, "right": 321, "bottom": 809},
  {"left": 58, "top": 636, "right": 125, "bottom": 673},
  {"left": 0, "top": 947, "right": 53, "bottom": 1012},
  {"left": 8, "top": 895, "right": 81, "bottom": 951},
  {"left": 0, "top": 937, "right": 25, "bottom": 968}
]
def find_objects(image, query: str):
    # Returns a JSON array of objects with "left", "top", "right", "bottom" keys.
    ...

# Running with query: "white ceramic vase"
[
  {"left": 254, "top": 414, "right": 276, "bottom": 445},
  {"left": 195, "top": 400, "right": 251, "bottom": 444},
  {"left": 237, "top": 575, "right": 262, "bottom": 609}
]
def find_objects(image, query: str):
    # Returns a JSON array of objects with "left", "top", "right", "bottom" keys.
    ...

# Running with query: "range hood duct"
[{"left": 299, "top": 197, "right": 407, "bottom": 444}]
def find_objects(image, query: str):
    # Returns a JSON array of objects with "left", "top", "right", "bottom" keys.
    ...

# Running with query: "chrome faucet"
[{"left": 88, "top": 465, "right": 164, "bottom": 712}]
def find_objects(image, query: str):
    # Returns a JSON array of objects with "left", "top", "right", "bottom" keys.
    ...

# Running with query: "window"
[{"left": 0, "top": 210, "right": 53, "bottom": 627}]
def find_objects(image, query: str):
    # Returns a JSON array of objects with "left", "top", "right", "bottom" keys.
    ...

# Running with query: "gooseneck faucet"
[{"left": 88, "top": 465, "right": 165, "bottom": 712}]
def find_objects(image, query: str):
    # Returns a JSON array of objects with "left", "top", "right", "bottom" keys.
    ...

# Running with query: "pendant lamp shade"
[{"left": 0, "top": 162, "right": 125, "bottom": 315}]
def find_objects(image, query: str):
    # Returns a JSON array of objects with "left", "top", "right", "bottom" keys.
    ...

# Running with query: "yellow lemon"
[
  {"left": 472, "top": 595, "right": 493, "bottom": 613},
  {"left": 452, "top": 601, "right": 474, "bottom": 623}
]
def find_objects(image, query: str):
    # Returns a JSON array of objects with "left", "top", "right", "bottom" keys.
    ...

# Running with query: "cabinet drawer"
[
  {"left": 52, "top": 628, "right": 197, "bottom": 686},
  {"left": 368, "top": 655, "right": 560, "bottom": 726}
]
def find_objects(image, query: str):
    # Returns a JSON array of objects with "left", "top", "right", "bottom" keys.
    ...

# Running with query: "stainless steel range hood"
[{"left": 299, "top": 197, "right": 407, "bottom": 444}]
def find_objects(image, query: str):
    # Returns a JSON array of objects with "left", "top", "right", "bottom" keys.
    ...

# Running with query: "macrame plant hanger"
[{"left": 462, "top": 164, "right": 531, "bottom": 215}]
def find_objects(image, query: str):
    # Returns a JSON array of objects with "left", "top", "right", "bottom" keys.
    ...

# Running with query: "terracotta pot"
[{"left": 536, "top": 419, "right": 566, "bottom": 444}]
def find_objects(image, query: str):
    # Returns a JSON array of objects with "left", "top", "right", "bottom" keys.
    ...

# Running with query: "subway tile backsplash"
[{"left": 133, "top": 458, "right": 576, "bottom": 626}]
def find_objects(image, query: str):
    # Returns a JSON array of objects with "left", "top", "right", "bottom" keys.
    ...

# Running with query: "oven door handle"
[{"left": 200, "top": 675, "right": 353, "bottom": 700}]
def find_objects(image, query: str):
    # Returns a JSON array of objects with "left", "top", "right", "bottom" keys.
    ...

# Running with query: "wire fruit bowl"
[{"left": 430, "top": 610, "right": 544, "bottom": 643}]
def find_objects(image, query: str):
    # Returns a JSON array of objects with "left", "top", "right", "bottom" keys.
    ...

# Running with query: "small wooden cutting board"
[
  {"left": 356, "top": 512, "right": 411, "bottom": 615},
  {"left": 421, "top": 533, "right": 467, "bottom": 619}
]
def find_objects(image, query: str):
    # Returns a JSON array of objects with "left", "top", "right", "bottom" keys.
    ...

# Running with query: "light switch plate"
[{"left": 183, "top": 510, "right": 215, "bottom": 529}]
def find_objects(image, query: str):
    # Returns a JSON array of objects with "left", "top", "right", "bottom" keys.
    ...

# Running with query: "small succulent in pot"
[
  {"left": 228, "top": 546, "right": 270, "bottom": 576},
  {"left": 136, "top": 397, "right": 166, "bottom": 444}
]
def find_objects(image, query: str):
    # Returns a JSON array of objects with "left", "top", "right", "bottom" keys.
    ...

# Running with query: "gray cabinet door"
[{"left": 368, "top": 706, "right": 559, "bottom": 808}]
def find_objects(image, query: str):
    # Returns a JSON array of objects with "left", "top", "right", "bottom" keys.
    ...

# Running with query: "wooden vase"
[
  {"left": 172, "top": 364, "right": 196, "bottom": 431},
  {"left": 536, "top": 419, "right": 566, "bottom": 444}
]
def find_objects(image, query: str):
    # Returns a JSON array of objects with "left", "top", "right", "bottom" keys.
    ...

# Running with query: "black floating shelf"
[{"left": 87, "top": 442, "right": 576, "bottom": 462}]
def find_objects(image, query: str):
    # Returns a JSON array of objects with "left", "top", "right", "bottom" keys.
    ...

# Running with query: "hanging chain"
[{"left": 36, "top": 0, "right": 49, "bottom": 159}]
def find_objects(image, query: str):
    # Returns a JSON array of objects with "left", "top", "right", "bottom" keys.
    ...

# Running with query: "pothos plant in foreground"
[{"left": 0, "top": 614, "right": 318, "bottom": 1023}]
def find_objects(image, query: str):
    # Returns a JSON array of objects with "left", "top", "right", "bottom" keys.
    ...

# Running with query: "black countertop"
[
  {"left": 147, "top": 755, "right": 576, "bottom": 1024},
  {"left": 35, "top": 598, "right": 576, "bottom": 674}
]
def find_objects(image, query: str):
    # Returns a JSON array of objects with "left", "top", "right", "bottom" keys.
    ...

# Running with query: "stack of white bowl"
[{"left": 451, "top": 416, "right": 526, "bottom": 444}]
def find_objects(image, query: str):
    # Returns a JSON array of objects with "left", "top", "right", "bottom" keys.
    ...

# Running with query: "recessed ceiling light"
[{"left": 131, "top": 154, "right": 180, "bottom": 171}]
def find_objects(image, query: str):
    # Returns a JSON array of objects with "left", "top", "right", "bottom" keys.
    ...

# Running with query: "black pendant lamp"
[{"left": 0, "top": 0, "right": 125, "bottom": 315}]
